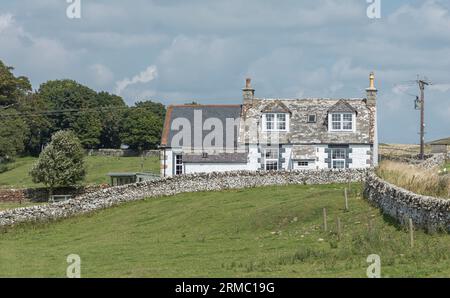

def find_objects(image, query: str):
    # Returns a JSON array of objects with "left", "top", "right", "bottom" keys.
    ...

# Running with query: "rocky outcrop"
[{"left": 0, "top": 169, "right": 367, "bottom": 227}]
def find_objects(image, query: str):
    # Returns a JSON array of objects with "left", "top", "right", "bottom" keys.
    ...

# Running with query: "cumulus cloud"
[
  {"left": 89, "top": 64, "right": 114, "bottom": 86},
  {"left": 430, "top": 84, "right": 450, "bottom": 92},
  {"left": 0, "top": 13, "right": 13, "bottom": 32},
  {"left": 115, "top": 65, "right": 158, "bottom": 95}
]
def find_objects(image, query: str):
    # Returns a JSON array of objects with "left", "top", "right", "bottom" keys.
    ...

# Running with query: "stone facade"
[
  {"left": 0, "top": 169, "right": 367, "bottom": 227},
  {"left": 364, "top": 172, "right": 450, "bottom": 232},
  {"left": 160, "top": 75, "right": 378, "bottom": 177}
]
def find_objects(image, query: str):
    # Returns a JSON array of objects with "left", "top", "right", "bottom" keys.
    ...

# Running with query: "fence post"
[
  {"left": 337, "top": 217, "right": 342, "bottom": 241},
  {"left": 323, "top": 208, "right": 328, "bottom": 232},
  {"left": 344, "top": 188, "right": 349, "bottom": 211},
  {"left": 409, "top": 218, "right": 414, "bottom": 248}
]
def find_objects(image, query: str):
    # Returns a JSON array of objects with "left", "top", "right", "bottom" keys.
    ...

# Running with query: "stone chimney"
[
  {"left": 243, "top": 78, "right": 255, "bottom": 105},
  {"left": 366, "top": 72, "right": 379, "bottom": 166},
  {"left": 366, "top": 72, "right": 377, "bottom": 106}
]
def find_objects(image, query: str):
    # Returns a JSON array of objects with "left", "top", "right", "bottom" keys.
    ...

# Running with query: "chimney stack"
[
  {"left": 243, "top": 78, "right": 255, "bottom": 105},
  {"left": 366, "top": 72, "right": 377, "bottom": 106}
]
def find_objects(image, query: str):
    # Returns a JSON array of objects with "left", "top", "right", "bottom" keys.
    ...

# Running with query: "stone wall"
[
  {"left": 417, "top": 153, "right": 447, "bottom": 170},
  {"left": 85, "top": 149, "right": 160, "bottom": 158},
  {"left": 364, "top": 173, "right": 450, "bottom": 232},
  {"left": 0, "top": 169, "right": 367, "bottom": 227},
  {"left": 0, "top": 185, "right": 109, "bottom": 203}
]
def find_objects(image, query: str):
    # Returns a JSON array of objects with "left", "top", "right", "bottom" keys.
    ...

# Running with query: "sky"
[{"left": 0, "top": 0, "right": 449, "bottom": 144}]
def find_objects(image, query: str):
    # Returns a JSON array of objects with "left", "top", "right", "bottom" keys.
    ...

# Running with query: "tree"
[
  {"left": 0, "top": 109, "right": 28, "bottom": 163},
  {"left": 17, "top": 93, "right": 51, "bottom": 155},
  {"left": 96, "top": 92, "right": 127, "bottom": 148},
  {"left": 37, "top": 80, "right": 102, "bottom": 148},
  {"left": 0, "top": 60, "right": 31, "bottom": 107},
  {"left": 119, "top": 101, "right": 166, "bottom": 150},
  {"left": 30, "top": 130, "right": 86, "bottom": 199}
]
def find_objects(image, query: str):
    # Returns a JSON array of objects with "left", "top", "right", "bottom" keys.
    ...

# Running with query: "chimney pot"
[
  {"left": 243, "top": 78, "right": 255, "bottom": 105},
  {"left": 246, "top": 78, "right": 251, "bottom": 88}
]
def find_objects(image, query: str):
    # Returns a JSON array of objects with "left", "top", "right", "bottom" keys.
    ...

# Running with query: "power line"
[{"left": 0, "top": 105, "right": 154, "bottom": 119}]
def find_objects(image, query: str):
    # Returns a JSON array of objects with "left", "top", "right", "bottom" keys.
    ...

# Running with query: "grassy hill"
[
  {"left": 0, "top": 183, "right": 449, "bottom": 277},
  {"left": 0, "top": 156, "right": 160, "bottom": 189}
]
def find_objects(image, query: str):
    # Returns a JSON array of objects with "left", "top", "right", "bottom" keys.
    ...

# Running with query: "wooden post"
[
  {"left": 323, "top": 208, "right": 328, "bottom": 232},
  {"left": 368, "top": 217, "right": 373, "bottom": 234},
  {"left": 409, "top": 218, "right": 414, "bottom": 248},
  {"left": 344, "top": 188, "right": 349, "bottom": 211},
  {"left": 337, "top": 217, "right": 342, "bottom": 241}
]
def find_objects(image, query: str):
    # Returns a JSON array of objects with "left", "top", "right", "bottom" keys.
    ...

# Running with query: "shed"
[
  {"left": 427, "top": 138, "right": 450, "bottom": 154},
  {"left": 107, "top": 172, "right": 160, "bottom": 186}
]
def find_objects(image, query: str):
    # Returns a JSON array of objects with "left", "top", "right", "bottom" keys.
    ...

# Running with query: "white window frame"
[
  {"left": 331, "top": 148, "right": 346, "bottom": 169},
  {"left": 329, "top": 113, "right": 355, "bottom": 132},
  {"left": 262, "top": 113, "right": 289, "bottom": 132},
  {"left": 175, "top": 154, "right": 183, "bottom": 175},
  {"left": 264, "top": 148, "right": 279, "bottom": 171}
]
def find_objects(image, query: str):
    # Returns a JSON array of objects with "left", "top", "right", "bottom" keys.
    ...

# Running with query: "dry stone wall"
[
  {"left": 0, "top": 185, "right": 108, "bottom": 203},
  {"left": 364, "top": 172, "right": 450, "bottom": 232},
  {"left": 0, "top": 169, "right": 366, "bottom": 227}
]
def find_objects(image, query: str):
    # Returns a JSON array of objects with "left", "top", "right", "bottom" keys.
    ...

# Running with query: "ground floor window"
[
  {"left": 331, "top": 148, "right": 346, "bottom": 169},
  {"left": 175, "top": 154, "right": 183, "bottom": 175},
  {"left": 264, "top": 148, "right": 279, "bottom": 171},
  {"left": 298, "top": 161, "right": 309, "bottom": 167}
]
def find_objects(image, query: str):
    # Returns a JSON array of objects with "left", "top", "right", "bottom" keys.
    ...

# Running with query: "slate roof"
[
  {"left": 291, "top": 145, "right": 316, "bottom": 160},
  {"left": 240, "top": 98, "right": 374, "bottom": 145},
  {"left": 161, "top": 104, "right": 242, "bottom": 148},
  {"left": 328, "top": 99, "right": 358, "bottom": 114},
  {"left": 183, "top": 152, "right": 248, "bottom": 163}
]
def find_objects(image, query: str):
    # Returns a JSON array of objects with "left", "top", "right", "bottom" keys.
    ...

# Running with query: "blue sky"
[{"left": 0, "top": 0, "right": 449, "bottom": 143}]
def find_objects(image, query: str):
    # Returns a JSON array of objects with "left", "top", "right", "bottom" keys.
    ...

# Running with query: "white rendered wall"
[
  {"left": 349, "top": 145, "right": 371, "bottom": 169},
  {"left": 185, "top": 163, "right": 248, "bottom": 174}
]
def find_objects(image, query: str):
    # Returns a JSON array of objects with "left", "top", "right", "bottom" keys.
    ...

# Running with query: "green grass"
[
  {"left": 0, "top": 183, "right": 448, "bottom": 277},
  {"left": 0, "top": 156, "right": 160, "bottom": 188}
]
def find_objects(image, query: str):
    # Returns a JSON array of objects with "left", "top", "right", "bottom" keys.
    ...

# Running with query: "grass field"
[
  {"left": 0, "top": 156, "right": 160, "bottom": 188},
  {"left": 0, "top": 183, "right": 448, "bottom": 278}
]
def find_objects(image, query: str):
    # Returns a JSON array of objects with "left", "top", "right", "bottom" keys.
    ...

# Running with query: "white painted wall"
[
  {"left": 316, "top": 145, "right": 329, "bottom": 169},
  {"left": 281, "top": 145, "right": 292, "bottom": 170},
  {"left": 349, "top": 145, "right": 371, "bottom": 169},
  {"left": 246, "top": 144, "right": 261, "bottom": 171},
  {"left": 185, "top": 163, "right": 248, "bottom": 174},
  {"left": 292, "top": 160, "right": 317, "bottom": 170}
]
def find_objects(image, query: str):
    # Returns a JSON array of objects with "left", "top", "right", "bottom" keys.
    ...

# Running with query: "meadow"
[
  {"left": 376, "top": 160, "right": 450, "bottom": 199},
  {"left": 0, "top": 156, "right": 160, "bottom": 189},
  {"left": 0, "top": 183, "right": 448, "bottom": 277}
]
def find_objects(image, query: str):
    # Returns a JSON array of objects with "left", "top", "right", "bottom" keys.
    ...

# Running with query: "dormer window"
[
  {"left": 262, "top": 113, "right": 288, "bottom": 132},
  {"left": 330, "top": 113, "right": 355, "bottom": 132}
]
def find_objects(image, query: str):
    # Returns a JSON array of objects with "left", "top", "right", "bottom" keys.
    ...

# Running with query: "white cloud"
[
  {"left": 0, "top": 13, "right": 13, "bottom": 32},
  {"left": 430, "top": 83, "right": 450, "bottom": 92},
  {"left": 115, "top": 65, "right": 158, "bottom": 95},
  {"left": 89, "top": 64, "right": 114, "bottom": 86}
]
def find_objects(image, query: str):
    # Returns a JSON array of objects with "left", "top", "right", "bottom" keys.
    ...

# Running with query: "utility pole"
[{"left": 417, "top": 79, "right": 430, "bottom": 160}]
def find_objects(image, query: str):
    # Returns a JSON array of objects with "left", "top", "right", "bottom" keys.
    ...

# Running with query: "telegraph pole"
[{"left": 417, "top": 79, "right": 429, "bottom": 160}]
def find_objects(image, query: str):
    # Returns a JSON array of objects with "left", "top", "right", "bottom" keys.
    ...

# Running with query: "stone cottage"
[{"left": 160, "top": 73, "right": 378, "bottom": 177}]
